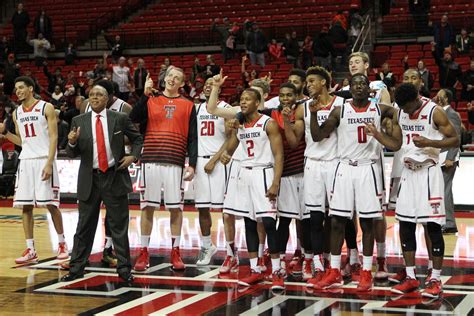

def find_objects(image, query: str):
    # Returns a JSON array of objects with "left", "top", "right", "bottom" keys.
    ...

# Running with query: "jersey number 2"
[
  {"left": 357, "top": 126, "right": 367, "bottom": 143},
  {"left": 246, "top": 140, "right": 255, "bottom": 157},
  {"left": 24, "top": 123, "right": 37, "bottom": 138},
  {"left": 200, "top": 121, "right": 215, "bottom": 136}
]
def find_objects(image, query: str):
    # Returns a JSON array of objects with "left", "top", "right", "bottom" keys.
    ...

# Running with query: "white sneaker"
[
  {"left": 15, "top": 248, "right": 38, "bottom": 264},
  {"left": 56, "top": 242, "right": 69, "bottom": 260},
  {"left": 196, "top": 245, "right": 217, "bottom": 266}
]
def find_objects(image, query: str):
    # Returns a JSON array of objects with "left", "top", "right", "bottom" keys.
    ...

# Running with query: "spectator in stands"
[
  {"left": 456, "top": 28, "right": 472, "bottom": 56},
  {"left": 348, "top": 9, "right": 363, "bottom": 48},
  {"left": 43, "top": 62, "right": 64, "bottom": 93},
  {"left": 109, "top": 35, "right": 123, "bottom": 63},
  {"left": 212, "top": 17, "right": 233, "bottom": 63},
  {"left": 0, "top": 37, "right": 10, "bottom": 62},
  {"left": 65, "top": 43, "right": 77, "bottom": 65},
  {"left": 468, "top": 102, "right": 474, "bottom": 125},
  {"left": 461, "top": 59, "right": 474, "bottom": 102},
  {"left": 34, "top": 9, "right": 52, "bottom": 41},
  {"left": 241, "top": 55, "right": 258, "bottom": 88},
  {"left": 106, "top": 54, "right": 132, "bottom": 101},
  {"left": 228, "top": 84, "right": 244, "bottom": 107},
  {"left": 432, "top": 14, "right": 455, "bottom": 60},
  {"left": 134, "top": 58, "right": 148, "bottom": 97},
  {"left": 339, "top": 77, "right": 350, "bottom": 90},
  {"left": 93, "top": 58, "right": 107, "bottom": 79},
  {"left": 11, "top": 3, "right": 30, "bottom": 53},
  {"left": 268, "top": 39, "right": 283, "bottom": 61},
  {"left": 158, "top": 57, "right": 171, "bottom": 89},
  {"left": 56, "top": 109, "right": 69, "bottom": 150},
  {"left": 408, "top": 0, "right": 430, "bottom": 34},
  {"left": 0, "top": 85, "right": 13, "bottom": 113},
  {"left": 432, "top": 44, "right": 462, "bottom": 101},
  {"left": 50, "top": 85, "right": 64, "bottom": 107},
  {"left": 0, "top": 54, "right": 20, "bottom": 96},
  {"left": 332, "top": 10, "right": 348, "bottom": 30},
  {"left": 203, "top": 55, "right": 221, "bottom": 80},
  {"left": 375, "top": 62, "right": 396, "bottom": 89},
  {"left": 245, "top": 22, "right": 268, "bottom": 67},
  {"left": 283, "top": 32, "right": 301, "bottom": 67},
  {"left": 191, "top": 57, "right": 204, "bottom": 83},
  {"left": 404, "top": 56, "right": 433, "bottom": 97},
  {"left": 59, "top": 95, "right": 81, "bottom": 126},
  {"left": 312, "top": 26, "right": 335, "bottom": 70},
  {"left": 29, "top": 33, "right": 51, "bottom": 67},
  {"left": 328, "top": 21, "right": 348, "bottom": 63},
  {"left": 302, "top": 35, "right": 314, "bottom": 70},
  {"left": 186, "top": 77, "right": 204, "bottom": 101}
]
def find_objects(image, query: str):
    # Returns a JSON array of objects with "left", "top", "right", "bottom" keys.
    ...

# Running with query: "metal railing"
[{"left": 352, "top": 14, "right": 372, "bottom": 53}]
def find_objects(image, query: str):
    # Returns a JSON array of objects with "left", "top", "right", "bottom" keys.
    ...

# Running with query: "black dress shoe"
[
  {"left": 118, "top": 271, "right": 134, "bottom": 283},
  {"left": 442, "top": 227, "right": 458, "bottom": 235},
  {"left": 60, "top": 273, "right": 84, "bottom": 282}
]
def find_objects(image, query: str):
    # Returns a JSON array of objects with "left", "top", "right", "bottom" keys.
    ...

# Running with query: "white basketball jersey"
[
  {"left": 85, "top": 97, "right": 126, "bottom": 113},
  {"left": 398, "top": 98, "right": 443, "bottom": 164},
  {"left": 16, "top": 100, "right": 51, "bottom": 159},
  {"left": 369, "top": 80, "right": 387, "bottom": 103},
  {"left": 197, "top": 101, "right": 228, "bottom": 156},
  {"left": 304, "top": 96, "right": 344, "bottom": 160},
  {"left": 338, "top": 99, "right": 382, "bottom": 160},
  {"left": 238, "top": 114, "right": 274, "bottom": 167}
]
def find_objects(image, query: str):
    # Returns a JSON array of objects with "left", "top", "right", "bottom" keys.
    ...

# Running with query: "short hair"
[
  {"left": 403, "top": 68, "right": 421, "bottom": 79},
  {"left": 14, "top": 76, "right": 35, "bottom": 88},
  {"left": 279, "top": 82, "right": 297, "bottom": 94},
  {"left": 442, "top": 88, "right": 453, "bottom": 104},
  {"left": 165, "top": 66, "right": 185, "bottom": 79},
  {"left": 94, "top": 79, "right": 114, "bottom": 96},
  {"left": 350, "top": 73, "right": 370, "bottom": 86},
  {"left": 394, "top": 83, "right": 418, "bottom": 107},
  {"left": 251, "top": 79, "right": 270, "bottom": 95},
  {"left": 288, "top": 68, "right": 306, "bottom": 82},
  {"left": 349, "top": 51, "right": 370, "bottom": 64},
  {"left": 243, "top": 88, "right": 262, "bottom": 103},
  {"left": 306, "top": 66, "right": 332, "bottom": 89}
]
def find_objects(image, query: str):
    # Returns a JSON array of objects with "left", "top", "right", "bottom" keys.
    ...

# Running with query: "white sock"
[
  {"left": 271, "top": 258, "right": 280, "bottom": 272},
  {"left": 172, "top": 235, "right": 181, "bottom": 248},
  {"left": 427, "top": 260, "right": 433, "bottom": 270},
  {"left": 349, "top": 249, "right": 360, "bottom": 265},
  {"left": 304, "top": 253, "right": 312, "bottom": 259},
  {"left": 313, "top": 255, "right": 324, "bottom": 271},
  {"left": 104, "top": 236, "right": 113, "bottom": 248},
  {"left": 58, "top": 234, "right": 65, "bottom": 243},
  {"left": 376, "top": 242, "right": 386, "bottom": 258},
  {"left": 201, "top": 235, "right": 212, "bottom": 249},
  {"left": 26, "top": 239, "right": 35, "bottom": 251},
  {"left": 141, "top": 235, "right": 150, "bottom": 248},
  {"left": 331, "top": 254, "right": 341, "bottom": 269},
  {"left": 226, "top": 242, "right": 235, "bottom": 257},
  {"left": 406, "top": 266, "right": 416, "bottom": 279},
  {"left": 362, "top": 256, "right": 373, "bottom": 271},
  {"left": 431, "top": 268, "right": 441, "bottom": 280},
  {"left": 280, "top": 254, "right": 285, "bottom": 260},
  {"left": 258, "top": 244, "right": 264, "bottom": 257},
  {"left": 250, "top": 257, "right": 259, "bottom": 272},
  {"left": 296, "top": 238, "right": 302, "bottom": 250}
]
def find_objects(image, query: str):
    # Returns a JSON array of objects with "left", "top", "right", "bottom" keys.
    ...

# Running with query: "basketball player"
[
  {"left": 265, "top": 68, "right": 308, "bottom": 109},
  {"left": 311, "top": 74, "right": 402, "bottom": 291},
  {"left": 0, "top": 76, "right": 68, "bottom": 264},
  {"left": 219, "top": 87, "right": 284, "bottom": 291},
  {"left": 130, "top": 68, "right": 197, "bottom": 271},
  {"left": 390, "top": 83, "right": 459, "bottom": 299},
  {"left": 194, "top": 77, "right": 231, "bottom": 266}
]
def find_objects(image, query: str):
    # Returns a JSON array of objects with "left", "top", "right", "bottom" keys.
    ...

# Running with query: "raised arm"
[
  {"left": 266, "top": 120, "right": 284, "bottom": 201},
  {"left": 309, "top": 98, "right": 340, "bottom": 142},
  {"left": 208, "top": 69, "right": 239, "bottom": 119},
  {"left": 282, "top": 104, "right": 305, "bottom": 149}
]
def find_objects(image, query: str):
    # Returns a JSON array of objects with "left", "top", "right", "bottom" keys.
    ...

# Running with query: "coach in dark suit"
[{"left": 61, "top": 84, "right": 143, "bottom": 282}]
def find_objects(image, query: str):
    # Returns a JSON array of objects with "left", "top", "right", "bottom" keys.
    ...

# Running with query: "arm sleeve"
[
  {"left": 187, "top": 106, "right": 198, "bottom": 168},
  {"left": 129, "top": 94, "right": 149, "bottom": 123}
]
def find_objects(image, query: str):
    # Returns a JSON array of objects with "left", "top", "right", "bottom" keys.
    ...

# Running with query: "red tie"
[{"left": 96, "top": 114, "right": 108, "bottom": 172}]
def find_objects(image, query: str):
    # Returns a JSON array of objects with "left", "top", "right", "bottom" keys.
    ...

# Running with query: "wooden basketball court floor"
[{"left": 1, "top": 205, "right": 474, "bottom": 315}]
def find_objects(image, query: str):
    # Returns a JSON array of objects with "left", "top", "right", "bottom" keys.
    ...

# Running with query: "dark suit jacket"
[
  {"left": 440, "top": 106, "right": 462, "bottom": 162},
  {"left": 66, "top": 110, "right": 143, "bottom": 201}
]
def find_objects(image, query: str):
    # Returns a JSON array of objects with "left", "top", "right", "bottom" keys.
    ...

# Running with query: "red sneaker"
[
  {"left": 424, "top": 268, "right": 432, "bottom": 285},
  {"left": 421, "top": 279, "right": 442, "bottom": 298},
  {"left": 171, "top": 247, "right": 185, "bottom": 270},
  {"left": 351, "top": 263, "right": 362, "bottom": 284},
  {"left": 238, "top": 269, "right": 264, "bottom": 287},
  {"left": 306, "top": 269, "right": 325, "bottom": 288},
  {"left": 302, "top": 258, "right": 313, "bottom": 280},
  {"left": 389, "top": 269, "right": 407, "bottom": 284},
  {"left": 374, "top": 257, "right": 388, "bottom": 279},
  {"left": 15, "top": 248, "right": 38, "bottom": 264},
  {"left": 271, "top": 269, "right": 285, "bottom": 291},
  {"left": 357, "top": 269, "right": 373, "bottom": 292},
  {"left": 219, "top": 255, "right": 239, "bottom": 274},
  {"left": 56, "top": 242, "right": 69, "bottom": 260},
  {"left": 323, "top": 258, "right": 330, "bottom": 270},
  {"left": 341, "top": 257, "right": 351, "bottom": 278},
  {"left": 133, "top": 247, "right": 149, "bottom": 271},
  {"left": 257, "top": 257, "right": 267, "bottom": 272},
  {"left": 314, "top": 268, "right": 343, "bottom": 290},
  {"left": 263, "top": 249, "right": 271, "bottom": 267},
  {"left": 391, "top": 277, "right": 420, "bottom": 294},
  {"left": 288, "top": 249, "right": 303, "bottom": 274}
]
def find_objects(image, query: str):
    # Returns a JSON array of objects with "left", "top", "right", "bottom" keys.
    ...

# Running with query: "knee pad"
[
  {"left": 399, "top": 221, "right": 417, "bottom": 252},
  {"left": 427, "top": 222, "right": 445, "bottom": 257},
  {"left": 311, "top": 212, "right": 325, "bottom": 231}
]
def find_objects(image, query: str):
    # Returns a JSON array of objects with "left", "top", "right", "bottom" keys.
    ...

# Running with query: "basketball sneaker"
[
  {"left": 306, "top": 269, "right": 325, "bottom": 288},
  {"left": 101, "top": 247, "right": 117, "bottom": 267},
  {"left": 421, "top": 279, "right": 442, "bottom": 298},
  {"left": 238, "top": 269, "right": 264, "bottom": 287},
  {"left": 351, "top": 263, "right": 362, "bottom": 284},
  {"left": 302, "top": 258, "right": 314, "bottom": 280},
  {"left": 15, "top": 248, "right": 38, "bottom": 264},
  {"left": 389, "top": 269, "right": 407, "bottom": 284},
  {"left": 133, "top": 247, "right": 149, "bottom": 271},
  {"left": 56, "top": 242, "right": 69, "bottom": 260},
  {"left": 196, "top": 245, "right": 217, "bottom": 266},
  {"left": 271, "top": 269, "right": 285, "bottom": 291},
  {"left": 424, "top": 268, "right": 432, "bottom": 285},
  {"left": 219, "top": 255, "right": 239, "bottom": 274},
  {"left": 257, "top": 257, "right": 267, "bottom": 272},
  {"left": 374, "top": 257, "right": 388, "bottom": 279},
  {"left": 171, "top": 247, "right": 185, "bottom": 270},
  {"left": 357, "top": 270, "right": 373, "bottom": 292},
  {"left": 313, "top": 268, "right": 343, "bottom": 290},
  {"left": 288, "top": 249, "right": 303, "bottom": 274},
  {"left": 391, "top": 277, "right": 420, "bottom": 294}
]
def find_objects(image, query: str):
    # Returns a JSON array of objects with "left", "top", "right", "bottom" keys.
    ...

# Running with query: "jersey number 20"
[{"left": 200, "top": 121, "right": 215, "bottom": 136}]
